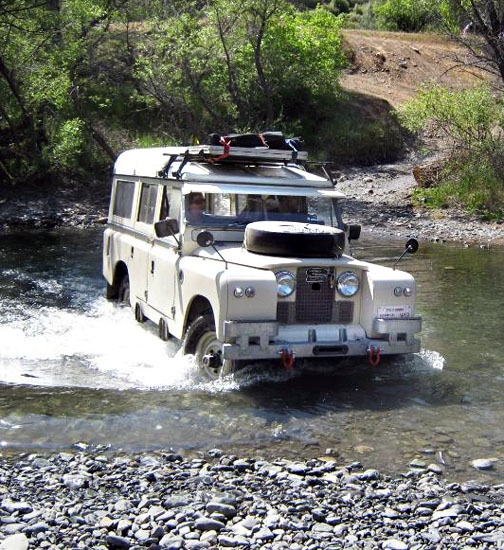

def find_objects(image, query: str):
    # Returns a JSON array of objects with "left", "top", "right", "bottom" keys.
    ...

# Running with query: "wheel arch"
[{"left": 183, "top": 295, "right": 214, "bottom": 336}]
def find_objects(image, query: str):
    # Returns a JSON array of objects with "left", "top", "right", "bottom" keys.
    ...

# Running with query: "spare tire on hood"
[{"left": 244, "top": 221, "right": 345, "bottom": 258}]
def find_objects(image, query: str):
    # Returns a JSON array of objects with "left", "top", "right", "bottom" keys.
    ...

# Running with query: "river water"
[{"left": 0, "top": 227, "right": 503, "bottom": 480}]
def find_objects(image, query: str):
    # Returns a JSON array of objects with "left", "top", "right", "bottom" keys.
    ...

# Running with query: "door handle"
[{"left": 151, "top": 261, "right": 155, "bottom": 274}]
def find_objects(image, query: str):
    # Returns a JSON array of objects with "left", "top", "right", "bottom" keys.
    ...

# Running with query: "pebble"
[
  {"left": 471, "top": 458, "right": 496, "bottom": 470},
  {"left": 0, "top": 534, "right": 29, "bottom": 550},
  {"left": 0, "top": 450, "right": 501, "bottom": 550}
]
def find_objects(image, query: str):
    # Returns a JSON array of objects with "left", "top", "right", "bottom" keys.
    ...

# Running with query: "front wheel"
[{"left": 184, "top": 314, "right": 238, "bottom": 379}]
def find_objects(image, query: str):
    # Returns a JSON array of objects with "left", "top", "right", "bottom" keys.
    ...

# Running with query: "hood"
[{"left": 195, "top": 243, "right": 370, "bottom": 271}]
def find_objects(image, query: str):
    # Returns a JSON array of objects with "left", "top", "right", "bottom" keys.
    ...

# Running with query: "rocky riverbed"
[
  {"left": 335, "top": 163, "right": 504, "bottom": 246},
  {"left": 1, "top": 449, "right": 504, "bottom": 550}
]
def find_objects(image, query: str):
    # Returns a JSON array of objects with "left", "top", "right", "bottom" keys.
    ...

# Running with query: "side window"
[
  {"left": 137, "top": 183, "right": 158, "bottom": 224},
  {"left": 113, "top": 180, "right": 135, "bottom": 218}
]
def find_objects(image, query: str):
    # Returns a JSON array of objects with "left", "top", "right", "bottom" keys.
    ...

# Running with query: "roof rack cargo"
[
  {"left": 186, "top": 144, "right": 308, "bottom": 163},
  {"left": 182, "top": 131, "right": 307, "bottom": 164}
]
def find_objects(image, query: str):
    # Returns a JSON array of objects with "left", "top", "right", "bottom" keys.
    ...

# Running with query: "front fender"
[{"left": 177, "top": 256, "right": 277, "bottom": 341}]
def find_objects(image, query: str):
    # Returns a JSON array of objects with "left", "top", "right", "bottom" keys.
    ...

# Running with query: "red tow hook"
[
  {"left": 280, "top": 348, "right": 295, "bottom": 370},
  {"left": 368, "top": 345, "right": 381, "bottom": 367}
]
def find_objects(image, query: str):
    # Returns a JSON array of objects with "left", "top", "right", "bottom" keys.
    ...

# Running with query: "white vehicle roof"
[
  {"left": 181, "top": 183, "right": 344, "bottom": 198},
  {"left": 113, "top": 146, "right": 341, "bottom": 193}
]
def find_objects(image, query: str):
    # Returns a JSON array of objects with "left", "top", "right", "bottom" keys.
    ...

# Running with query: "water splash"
[
  {"left": 0, "top": 297, "right": 301, "bottom": 392},
  {"left": 418, "top": 348, "right": 445, "bottom": 370}
]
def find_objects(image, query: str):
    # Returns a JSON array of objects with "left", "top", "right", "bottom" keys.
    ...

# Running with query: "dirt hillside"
[
  {"left": 335, "top": 31, "right": 503, "bottom": 245},
  {"left": 341, "top": 30, "right": 488, "bottom": 107}
]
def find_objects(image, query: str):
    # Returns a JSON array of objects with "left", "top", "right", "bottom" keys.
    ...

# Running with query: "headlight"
[
  {"left": 337, "top": 271, "right": 360, "bottom": 297},
  {"left": 276, "top": 271, "right": 296, "bottom": 297},
  {"left": 403, "top": 287, "right": 413, "bottom": 297}
]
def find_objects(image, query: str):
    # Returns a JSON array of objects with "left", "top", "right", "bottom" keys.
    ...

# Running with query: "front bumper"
[{"left": 222, "top": 317, "right": 422, "bottom": 360}]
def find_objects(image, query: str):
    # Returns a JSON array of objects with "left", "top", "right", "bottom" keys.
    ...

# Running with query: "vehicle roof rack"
[{"left": 184, "top": 144, "right": 307, "bottom": 164}]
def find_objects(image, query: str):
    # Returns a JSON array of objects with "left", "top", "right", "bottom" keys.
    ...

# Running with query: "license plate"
[
  {"left": 306, "top": 268, "right": 330, "bottom": 283},
  {"left": 377, "top": 305, "right": 412, "bottom": 319}
]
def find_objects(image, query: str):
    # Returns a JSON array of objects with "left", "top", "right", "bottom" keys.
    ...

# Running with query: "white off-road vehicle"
[{"left": 103, "top": 134, "right": 421, "bottom": 378}]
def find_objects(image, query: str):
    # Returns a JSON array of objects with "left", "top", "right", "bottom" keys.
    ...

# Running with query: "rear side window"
[
  {"left": 137, "top": 183, "right": 158, "bottom": 224},
  {"left": 113, "top": 180, "right": 135, "bottom": 218}
]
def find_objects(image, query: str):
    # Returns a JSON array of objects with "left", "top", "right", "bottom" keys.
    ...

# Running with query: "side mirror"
[
  {"left": 405, "top": 238, "right": 419, "bottom": 254},
  {"left": 348, "top": 224, "right": 361, "bottom": 242},
  {"left": 196, "top": 231, "right": 215, "bottom": 247},
  {"left": 154, "top": 218, "right": 179, "bottom": 238}
]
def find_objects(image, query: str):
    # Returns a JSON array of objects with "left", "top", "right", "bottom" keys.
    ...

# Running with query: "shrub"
[
  {"left": 399, "top": 85, "right": 504, "bottom": 217},
  {"left": 374, "top": 0, "right": 436, "bottom": 31}
]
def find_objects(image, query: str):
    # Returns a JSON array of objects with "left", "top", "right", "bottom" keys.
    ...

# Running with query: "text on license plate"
[{"left": 377, "top": 305, "right": 412, "bottom": 319}]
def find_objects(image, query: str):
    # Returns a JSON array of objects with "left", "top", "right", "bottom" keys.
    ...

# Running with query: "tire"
[
  {"left": 118, "top": 275, "right": 130, "bottom": 306},
  {"left": 184, "top": 314, "right": 238, "bottom": 379},
  {"left": 135, "top": 303, "right": 146, "bottom": 323},
  {"left": 244, "top": 221, "right": 345, "bottom": 258},
  {"left": 158, "top": 318, "right": 170, "bottom": 341}
]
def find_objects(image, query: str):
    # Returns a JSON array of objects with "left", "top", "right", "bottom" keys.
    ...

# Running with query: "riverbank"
[
  {"left": 335, "top": 162, "right": 504, "bottom": 246},
  {"left": 1, "top": 450, "right": 503, "bottom": 550},
  {"left": 1, "top": 162, "right": 502, "bottom": 246}
]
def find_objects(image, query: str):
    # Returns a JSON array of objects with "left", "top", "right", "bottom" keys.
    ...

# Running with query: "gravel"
[
  {"left": 335, "top": 162, "right": 504, "bottom": 246},
  {"left": 2, "top": 450, "right": 504, "bottom": 549}
]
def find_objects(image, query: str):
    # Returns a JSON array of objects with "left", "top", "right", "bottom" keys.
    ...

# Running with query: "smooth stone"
[
  {"left": 165, "top": 497, "right": 190, "bottom": 509},
  {"left": 286, "top": 463, "right": 308, "bottom": 475},
  {"left": 23, "top": 522, "right": 49, "bottom": 535},
  {"left": 432, "top": 506, "right": 463, "bottom": 520},
  {"left": 134, "top": 529, "right": 150, "bottom": 541},
  {"left": 410, "top": 459, "right": 426, "bottom": 468},
  {"left": 140, "top": 455, "right": 160, "bottom": 467},
  {"left": 185, "top": 542, "right": 210, "bottom": 550},
  {"left": 205, "top": 502, "right": 236, "bottom": 518},
  {"left": 62, "top": 474, "right": 88, "bottom": 489},
  {"left": 1, "top": 501, "right": 32, "bottom": 515},
  {"left": 217, "top": 535, "right": 237, "bottom": 547},
  {"left": 159, "top": 535, "right": 183, "bottom": 549},
  {"left": 254, "top": 527, "right": 274, "bottom": 540},
  {"left": 3, "top": 525, "right": 25, "bottom": 535},
  {"left": 194, "top": 517, "right": 225, "bottom": 531},
  {"left": 105, "top": 534, "right": 131, "bottom": 549},
  {"left": 456, "top": 520, "right": 474, "bottom": 532},
  {"left": 312, "top": 523, "right": 333, "bottom": 533},
  {"left": 0, "top": 534, "right": 29, "bottom": 550},
  {"left": 471, "top": 458, "right": 496, "bottom": 470},
  {"left": 427, "top": 464, "right": 443, "bottom": 475},
  {"left": 359, "top": 469, "right": 380, "bottom": 481},
  {"left": 200, "top": 531, "right": 217, "bottom": 544},
  {"left": 383, "top": 540, "right": 408, "bottom": 550},
  {"left": 117, "top": 520, "right": 132, "bottom": 533}
]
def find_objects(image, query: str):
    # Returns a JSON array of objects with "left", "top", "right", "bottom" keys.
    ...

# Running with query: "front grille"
[
  {"left": 296, "top": 268, "right": 334, "bottom": 323},
  {"left": 276, "top": 268, "right": 355, "bottom": 325}
]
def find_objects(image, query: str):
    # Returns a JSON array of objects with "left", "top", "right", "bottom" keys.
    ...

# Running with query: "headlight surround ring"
[
  {"left": 337, "top": 271, "right": 360, "bottom": 297},
  {"left": 276, "top": 270, "right": 296, "bottom": 297}
]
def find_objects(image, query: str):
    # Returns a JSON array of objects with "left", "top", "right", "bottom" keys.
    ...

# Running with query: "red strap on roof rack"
[{"left": 210, "top": 137, "right": 231, "bottom": 162}]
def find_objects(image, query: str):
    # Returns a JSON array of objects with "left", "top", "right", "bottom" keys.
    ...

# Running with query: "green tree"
[
  {"left": 0, "top": 0, "right": 125, "bottom": 184},
  {"left": 134, "top": 0, "right": 346, "bottom": 140}
]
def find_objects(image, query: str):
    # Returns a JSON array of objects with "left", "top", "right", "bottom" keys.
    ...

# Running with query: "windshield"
[{"left": 185, "top": 193, "right": 338, "bottom": 227}]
